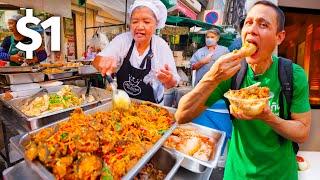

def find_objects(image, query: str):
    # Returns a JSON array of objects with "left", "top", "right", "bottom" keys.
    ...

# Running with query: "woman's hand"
[
  {"left": 10, "top": 54, "right": 24, "bottom": 64},
  {"left": 157, "top": 64, "right": 176, "bottom": 89},
  {"left": 92, "top": 56, "right": 117, "bottom": 76}
]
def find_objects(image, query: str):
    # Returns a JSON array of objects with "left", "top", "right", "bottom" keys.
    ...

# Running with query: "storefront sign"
[
  {"left": 176, "top": 0, "right": 197, "bottom": 20},
  {"left": 64, "top": 17, "right": 76, "bottom": 60},
  {"left": 161, "top": 25, "right": 189, "bottom": 35},
  {"left": 65, "top": 35, "right": 76, "bottom": 60},
  {"left": 180, "top": 0, "right": 202, "bottom": 13}
]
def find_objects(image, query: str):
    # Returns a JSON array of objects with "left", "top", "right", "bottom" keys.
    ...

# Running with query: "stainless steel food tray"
[
  {"left": 18, "top": 100, "right": 177, "bottom": 180},
  {"left": 0, "top": 66, "right": 33, "bottom": 73},
  {"left": 0, "top": 72, "right": 45, "bottom": 85},
  {"left": 0, "top": 85, "right": 111, "bottom": 122},
  {"left": 45, "top": 71, "right": 75, "bottom": 80},
  {"left": 164, "top": 123, "right": 226, "bottom": 173},
  {"left": 136, "top": 147, "right": 184, "bottom": 180},
  {"left": 78, "top": 65, "right": 98, "bottom": 75}
]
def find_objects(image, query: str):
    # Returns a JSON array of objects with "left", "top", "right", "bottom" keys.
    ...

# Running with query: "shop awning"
[
  {"left": 0, "top": 0, "right": 72, "bottom": 18},
  {"left": 160, "top": 0, "right": 177, "bottom": 9},
  {"left": 92, "top": 0, "right": 134, "bottom": 22},
  {"left": 166, "top": 16, "right": 223, "bottom": 31},
  {"left": 172, "top": 0, "right": 197, "bottom": 20}
]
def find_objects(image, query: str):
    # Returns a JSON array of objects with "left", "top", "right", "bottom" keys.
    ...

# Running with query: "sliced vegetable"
[
  {"left": 115, "top": 122, "right": 121, "bottom": 132},
  {"left": 296, "top": 155, "right": 304, "bottom": 162},
  {"left": 158, "top": 129, "right": 166, "bottom": 135},
  {"left": 102, "top": 163, "right": 113, "bottom": 180},
  {"left": 60, "top": 132, "right": 68, "bottom": 140}
]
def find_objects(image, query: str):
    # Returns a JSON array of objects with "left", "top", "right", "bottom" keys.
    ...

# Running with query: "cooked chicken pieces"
[{"left": 233, "top": 41, "right": 257, "bottom": 57}]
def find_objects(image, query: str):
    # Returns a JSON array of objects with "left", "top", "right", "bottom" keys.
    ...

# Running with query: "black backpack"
[{"left": 229, "top": 57, "right": 299, "bottom": 154}]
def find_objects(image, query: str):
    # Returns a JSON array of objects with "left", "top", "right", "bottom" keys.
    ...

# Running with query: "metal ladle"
[{"left": 105, "top": 75, "right": 131, "bottom": 109}]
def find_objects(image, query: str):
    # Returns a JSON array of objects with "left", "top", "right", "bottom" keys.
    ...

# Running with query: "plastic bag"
[{"left": 88, "top": 29, "right": 109, "bottom": 52}]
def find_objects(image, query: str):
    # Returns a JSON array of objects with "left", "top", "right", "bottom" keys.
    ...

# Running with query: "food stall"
[{"left": 1, "top": 95, "right": 226, "bottom": 179}]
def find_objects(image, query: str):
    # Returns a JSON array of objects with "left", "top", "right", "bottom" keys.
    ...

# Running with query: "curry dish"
[
  {"left": 135, "top": 163, "right": 165, "bottom": 180},
  {"left": 24, "top": 102, "right": 174, "bottom": 179}
]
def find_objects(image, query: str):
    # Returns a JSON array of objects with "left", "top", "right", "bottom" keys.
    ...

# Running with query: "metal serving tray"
[
  {"left": 0, "top": 85, "right": 111, "bottom": 122},
  {"left": 164, "top": 123, "right": 226, "bottom": 173},
  {"left": 78, "top": 65, "right": 98, "bottom": 75},
  {"left": 45, "top": 71, "right": 74, "bottom": 80},
  {"left": 18, "top": 100, "right": 177, "bottom": 180},
  {"left": 2, "top": 160, "right": 42, "bottom": 180},
  {"left": 0, "top": 72, "right": 45, "bottom": 85},
  {"left": 135, "top": 147, "right": 184, "bottom": 180},
  {"left": 0, "top": 66, "right": 33, "bottom": 73}
]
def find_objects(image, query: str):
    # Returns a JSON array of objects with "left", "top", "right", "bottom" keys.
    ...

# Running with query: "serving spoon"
[{"left": 105, "top": 75, "right": 131, "bottom": 110}]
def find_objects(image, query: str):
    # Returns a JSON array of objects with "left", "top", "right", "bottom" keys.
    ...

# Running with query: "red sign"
[{"left": 176, "top": 0, "right": 197, "bottom": 20}]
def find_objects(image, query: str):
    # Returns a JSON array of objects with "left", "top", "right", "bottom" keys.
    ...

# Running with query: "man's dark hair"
[{"left": 252, "top": 0, "right": 285, "bottom": 32}]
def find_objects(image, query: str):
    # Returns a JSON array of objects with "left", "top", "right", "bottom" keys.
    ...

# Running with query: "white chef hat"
[
  {"left": 8, "top": 14, "right": 23, "bottom": 22},
  {"left": 129, "top": 0, "right": 167, "bottom": 29}
]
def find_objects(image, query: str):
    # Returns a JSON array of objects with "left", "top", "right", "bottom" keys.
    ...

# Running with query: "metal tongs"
[{"left": 105, "top": 75, "right": 131, "bottom": 109}]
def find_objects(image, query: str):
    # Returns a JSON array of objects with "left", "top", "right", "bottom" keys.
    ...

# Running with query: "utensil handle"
[
  {"left": 105, "top": 75, "right": 114, "bottom": 84},
  {"left": 85, "top": 80, "right": 92, "bottom": 96}
]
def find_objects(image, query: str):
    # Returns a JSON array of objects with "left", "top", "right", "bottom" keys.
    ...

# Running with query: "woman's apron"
[{"left": 116, "top": 40, "right": 160, "bottom": 103}]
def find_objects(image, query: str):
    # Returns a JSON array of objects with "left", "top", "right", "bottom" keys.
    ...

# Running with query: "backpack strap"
[
  {"left": 231, "top": 59, "right": 248, "bottom": 90},
  {"left": 278, "top": 57, "right": 299, "bottom": 153},
  {"left": 227, "top": 59, "right": 247, "bottom": 119},
  {"left": 278, "top": 57, "right": 293, "bottom": 120}
]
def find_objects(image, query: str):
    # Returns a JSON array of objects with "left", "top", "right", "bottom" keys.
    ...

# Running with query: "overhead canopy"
[
  {"left": 166, "top": 16, "right": 223, "bottom": 31},
  {"left": 160, "top": 0, "right": 177, "bottom": 9},
  {"left": 92, "top": 0, "right": 134, "bottom": 22},
  {"left": 0, "top": 0, "right": 72, "bottom": 18}
]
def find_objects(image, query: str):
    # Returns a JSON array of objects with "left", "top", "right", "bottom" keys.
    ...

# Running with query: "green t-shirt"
[{"left": 206, "top": 56, "right": 310, "bottom": 180}]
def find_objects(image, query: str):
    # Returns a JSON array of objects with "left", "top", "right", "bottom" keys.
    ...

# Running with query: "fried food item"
[
  {"left": 228, "top": 86, "right": 269, "bottom": 99},
  {"left": 225, "top": 86, "right": 271, "bottom": 116},
  {"left": 75, "top": 130, "right": 99, "bottom": 152},
  {"left": 3, "top": 91, "right": 13, "bottom": 101},
  {"left": 42, "top": 68, "right": 64, "bottom": 74},
  {"left": 64, "top": 62, "right": 83, "bottom": 68},
  {"left": 77, "top": 155, "right": 102, "bottom": 179},
  {"left": 24, "top": 102, "right": 174, "bottom": 179},
  {"left": 38, "top": 144, "right": 49, "bottom": 163},
  {"left": 53, "top": 156, "right": 73, "bottom": 179},
  {"left": 25, "top": 142, "right": 38, "bottom": 161},
  {"left": 233, "top": 41, "right": 257, "bottom": 57},
  {"left": 40, "top": 63, "right": 64, "bottom": 68}
]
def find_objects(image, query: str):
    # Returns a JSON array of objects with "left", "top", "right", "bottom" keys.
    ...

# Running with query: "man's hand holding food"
[
  {"left": 199, "top": 42, "right": 256, "bottom": 85},
  {"left": 230, "top": 104, "right": 274, "bottom": 121}
]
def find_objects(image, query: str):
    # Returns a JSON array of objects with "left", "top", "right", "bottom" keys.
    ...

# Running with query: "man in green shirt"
[{"left": 175, "top": 1, "right": 311, "bottom": 180}]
